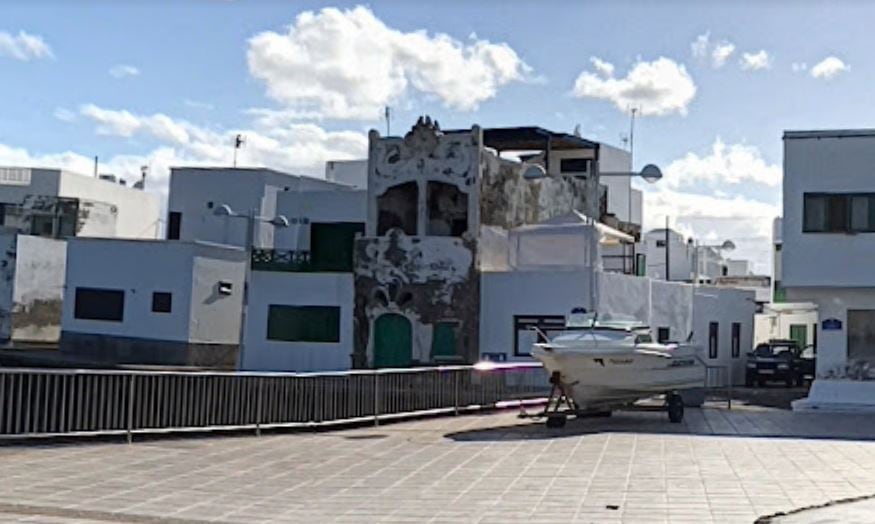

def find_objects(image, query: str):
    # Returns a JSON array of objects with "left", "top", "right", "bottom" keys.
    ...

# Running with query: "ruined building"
[{"left": 353, "top": 118, "right": 632, "bottom": 367}]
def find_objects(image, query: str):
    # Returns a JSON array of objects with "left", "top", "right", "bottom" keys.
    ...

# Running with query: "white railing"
[{"left": 0, "top": 363, "right": 549, "bottom": 440}]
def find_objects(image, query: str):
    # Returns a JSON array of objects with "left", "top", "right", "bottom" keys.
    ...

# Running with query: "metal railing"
[{"left": 0, "top": 363, "right": 549, "bottom": 440}]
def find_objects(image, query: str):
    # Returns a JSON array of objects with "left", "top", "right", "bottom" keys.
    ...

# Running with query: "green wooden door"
[
  {"left": 374, "top": 314, "right": 412, "bottom": 368},
  {"left": 789, "top": 324, "right": 807, "bottom": 349},
  {"left": 431, "top": 322, "right": 458, "bottom": 359}
]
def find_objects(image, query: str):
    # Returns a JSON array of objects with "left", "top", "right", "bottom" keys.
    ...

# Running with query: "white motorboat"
[{"left": 531, "top": 311, "right": 705, "bottom": 417}]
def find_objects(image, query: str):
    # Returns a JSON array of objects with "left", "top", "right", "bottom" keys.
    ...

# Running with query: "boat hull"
[{"left": 533, "top": 345, "right": 705, "bottom": 410}]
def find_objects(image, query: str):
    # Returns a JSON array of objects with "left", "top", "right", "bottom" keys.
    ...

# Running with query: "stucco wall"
[
  {"left": 62, "top": 239, "right": 195, "bottom": 343},
  {"left": 11, "top": 235, "right": 66, "bottom": 342},
  {"left": 783, "top": 134, "right": 875, "bottom": 287},
  {"left": 57, "top": 171, "right": 160, "bottom": 239},
  {"left": 188, "top": 246, "right": 246, "bottom": 345},
  {"left": 272, "top": 189, "right": 367, "bottom": 251},
  {"left": 243, "top": 271, "right": 354, "bottom": 371}
]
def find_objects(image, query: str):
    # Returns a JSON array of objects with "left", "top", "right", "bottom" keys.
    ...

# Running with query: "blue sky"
[{"left": 0, "top": 1, "right": 870, "bottom": 272}]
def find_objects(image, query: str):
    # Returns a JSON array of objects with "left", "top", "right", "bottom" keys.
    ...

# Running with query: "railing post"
[
  {"left": 255, "top": 378, "right": 262, "bottom": 436},
  {"left": 727, "top": 365, "right": 732, "bottom": 411},
  {"left": 453, "top": 371, "right": 460, "bottom": 416},
  {"left": 373, "top": 373, "right": 380, "bottom": 427},
  {"left": 126, "top": 374, "right": 135, "bottom": 444}
]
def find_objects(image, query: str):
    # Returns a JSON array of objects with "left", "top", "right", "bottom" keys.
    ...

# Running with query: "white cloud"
[
  {"left": 0, "top": 30, "right": 53, "bottom": 61},
  {"left": 711, "top": 41, "right": 735, "bottom": 68},
  {"left": 183, "top": 99, "right": 214, "bottom": 111},
  {"left": 246, "top": 6, "right": 530, "bottom": 120},
  {"left": 53, "top": 107, "right": 76, "bottom": 123},
  {"left": 571, "top": 57, "right": 697, "bottom": 116},
  {"left": 810, "top": 56, "right": 850, "bottom": 79},
  {"left": 109, "top": 64, "right": 140, "bottom": 78},
  {"left": 691, "top": 32, "right": 709, "bottom": 58},
  {"left": 792, "top": 62, "right": 808, "bottom": 73},
  {"left": 663, "top": 138, "right": 781, "bottom": 189},
  {"left": 740, "top": 50, "right": 771, "bottom": 71}
]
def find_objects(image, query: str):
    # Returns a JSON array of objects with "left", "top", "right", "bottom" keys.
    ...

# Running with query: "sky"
[{"left": 0, "top": 1, "right": 871, "bottom": 273}]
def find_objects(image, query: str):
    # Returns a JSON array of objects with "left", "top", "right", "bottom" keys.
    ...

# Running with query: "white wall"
[
  {"left": 242, "top": 271, "right": 354, "bottom": 371},
  {"left": 272, "top": 189, "right": 367, "bottom": 251},
  {"left": 168, "top": 167, "right": 345, "bottom": 247},
  {"left": 642, "top": 229, "right": 693, "bottom": 281},
  {"left": 691, "top": 285, "right": 756, "bottom": 382},
  {"left": 188, "top": 245, "right": 246, "bottom": 344},
  {"left": 325, "top": 160, "right": 367, "bottom": 189},
  {"left": 12, "top": 235, "right": 66, "bottom": 342},
  {"left": 783, "top": 133, "right": 875, "bottom": 287},
  {"left": 58, "top": 171, "right": 160, "bottom": 239},
  {"left": 479, "top": 270, "right": 592, "bottom": 361},
  {"left": 754, "top": 304, "right": 818, "bottom": 346},
  {"left": 62, "top": 240, "right": 195, "bottom": 342}
]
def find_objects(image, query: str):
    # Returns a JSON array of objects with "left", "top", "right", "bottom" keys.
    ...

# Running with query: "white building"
[
  {"left": 782, "top": 129, "right": 875, "bottom": 410},
  {"left": 641, "top": 229, "right": 694, "bottom": 281},
  {"left": 0, "top": 167, "right": 160, "bottom": 240},
  {"left": 754, "top": 302, "right": 818, "bottom": 347},
  {"left": 166, "top": 167, "right": 351, "bottom": 247},
  {"left": 60, "top": 238, "right": 246, "bottom": 368},
  {"left": 242, "top": 185, "right": 366, "bottom": 372}
]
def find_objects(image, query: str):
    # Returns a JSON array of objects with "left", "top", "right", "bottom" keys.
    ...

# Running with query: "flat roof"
[
  {"left": 784, "top": 129, "right": 875, "bottom": 140},
  {"left": 444, "top": 126, "right": 599, "bottom": 152}
]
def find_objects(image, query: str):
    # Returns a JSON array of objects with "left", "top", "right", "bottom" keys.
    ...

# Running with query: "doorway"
[{"left": 373, "top": 314, "right": 412, "bottom": 368}]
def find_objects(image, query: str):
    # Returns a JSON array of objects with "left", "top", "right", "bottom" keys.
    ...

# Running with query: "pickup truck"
[{"left": 745, "top": 339, "right": 815, "bottom": 387}]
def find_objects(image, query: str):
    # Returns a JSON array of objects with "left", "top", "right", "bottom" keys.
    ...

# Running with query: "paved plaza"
[{"left": 2, "top": 404, "right": 875, "bottom": 523}]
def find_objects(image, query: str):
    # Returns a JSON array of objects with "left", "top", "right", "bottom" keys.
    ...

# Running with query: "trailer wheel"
[
  {"left": 546, "top": 415, "right": 566, "bottom": 429},
  {"left": 667, "top": 394, "right": 684, "bottom": 423}
]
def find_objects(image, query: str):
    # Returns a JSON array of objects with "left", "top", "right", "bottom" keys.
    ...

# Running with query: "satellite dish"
[
  {"left": 640, "top": 164, "right": 662, "bottom": 183},
  {"left": 522, "top": 163, "right": 547, "bottom": 179}
]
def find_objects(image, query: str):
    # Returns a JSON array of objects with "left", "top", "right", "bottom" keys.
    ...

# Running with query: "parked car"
[{"left": 745, "top": 339, "right": 815, "bottom": 387}]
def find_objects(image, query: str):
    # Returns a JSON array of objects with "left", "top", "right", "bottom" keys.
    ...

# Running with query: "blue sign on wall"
[{"left": 822, "top": 318, "right": 843, "bottom": 331}]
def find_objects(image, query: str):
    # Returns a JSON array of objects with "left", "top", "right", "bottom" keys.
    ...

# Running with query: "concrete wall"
[
  {"left": 0, "top": 231, "right": 17, "bottom": 340},
  {"left": 168, "top": 167, "right": 344, "bottom": 248},
  {"left": 783, "top": 133, "right": 875, "bottom": 287},
  {"left": 479, "top": 270, "right": 592, "bottom": 361},
  {"left": 272, "top": 189, "right": 367, "bottom": 251},
  {"left": 57, "top": 171, "right": 160, "bottom": 239},
  {"left": 62, "top": 239, "right": 196, "bottom": 343},
  {"left": 188, "top": 245, "right": 246, "bottom": 345},
  {"left": 325, "top": 159, "right": 367, "bottom": 189},
  {"left": 11, "top": 235, "right": 66, "bottom": 342},
  {"left": 242, "top": 271, "right": 354, "bottom": 371}
]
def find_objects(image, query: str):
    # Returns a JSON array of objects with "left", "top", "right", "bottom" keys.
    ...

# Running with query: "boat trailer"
[{"left": 519, "top": 371, "right": 686, "bottom": 428}]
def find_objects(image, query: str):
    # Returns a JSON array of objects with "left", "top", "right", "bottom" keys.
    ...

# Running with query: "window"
[
  {"left": 426, "top": 182, "right": 468, "bottom": 236},
  {"left": 848, "top": 310, "right": 875, "bottom": 361},
  {"left": 167, "top": 211, "right": 181, "bottom": 240},
  {"left": 657, "top": 327, "right": 670, "bottom": 343},
  {"left": 310, "top": 222, "right": 364, "bottom": 272},
  {"left": 74, "top": 287, "right": 124, "bottom": 322},
  {"left": 377, "top": 182, "right": 417, "bottom": 236},
  {"left": 514, "top": 315, "right": 566, "bottom": 356},
  {"left": 560, "top": 158, "right": 590, "bottom": 174},
  {"left": 267, "top": 305, "right": 340, "bottom": 343},
  {"left": 731, "top": 322, "right": 741, "bottom": 358},
  {"left": 708, "top": 322, "right": 719, "bottom": 359},
  {"left": 803, "top": 193, "right": 875, "bottom": 233},
  {"left": 152, "top": 292, "right": 172, "bottom": 313},
  {"left": 656, "top": 239, "right": 666, "bottom": 248}
]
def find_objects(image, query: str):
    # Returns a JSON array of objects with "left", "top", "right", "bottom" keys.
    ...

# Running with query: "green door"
[
  {"left": 431, "top": 322, "right": 458, "bottom": 360},
  {"left": 789, "top": 324, "right": 807, "bottom": 349},
  {"left": 373, "top": 314, "right": 412, "bottom": 368}
]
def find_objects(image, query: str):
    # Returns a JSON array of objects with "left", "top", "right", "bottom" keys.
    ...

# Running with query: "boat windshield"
[{"left": 565, "top": 311, "right": 647, "bottom": 331}]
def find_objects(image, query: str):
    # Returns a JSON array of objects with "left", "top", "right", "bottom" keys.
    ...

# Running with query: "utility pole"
[{"left": 627, "top": 106, "right": 639, "bottom": 233}]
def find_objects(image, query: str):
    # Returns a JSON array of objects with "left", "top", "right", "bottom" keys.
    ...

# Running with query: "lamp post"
[
  {"left": 598, "top": 164, "right": 663, "bottom": 274},
  {"left": 692, "top": 239, "right": 736, "bottom": 286},
  {"left": 214, "top": 204, "right": 289, "bottom": 367}
]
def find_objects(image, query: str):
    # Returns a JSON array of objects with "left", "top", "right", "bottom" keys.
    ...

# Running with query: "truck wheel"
[
  {"left": 668, "top": 394, "right": 684, "bottom": 423},
  {"left": 546, "top": 416, "right": 566, "bottom": 429}
]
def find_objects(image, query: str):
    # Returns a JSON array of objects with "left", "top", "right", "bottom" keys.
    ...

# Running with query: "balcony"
[{"left": 251, "top": 248, "right": 353, "bottom": 273}]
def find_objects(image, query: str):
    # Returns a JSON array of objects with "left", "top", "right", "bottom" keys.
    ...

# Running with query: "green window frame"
[{"left": 267, "top": 305, "right": 340, "bottom": 343}]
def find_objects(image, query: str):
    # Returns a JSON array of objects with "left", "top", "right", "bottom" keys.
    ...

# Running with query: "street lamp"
[
  {"left": 214, "top": 204, "right": 290, "bottom": 367},
  {"left": 598, "top": 164, "right": 663, "bottom": 230}
]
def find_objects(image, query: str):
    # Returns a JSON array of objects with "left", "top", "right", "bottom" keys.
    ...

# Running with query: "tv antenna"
[
  {"left": 233, "top": 134, "right": 246, "bottom": 167},
  {"left": 384, "top": 106, "right": 392, "bottom": 136}
]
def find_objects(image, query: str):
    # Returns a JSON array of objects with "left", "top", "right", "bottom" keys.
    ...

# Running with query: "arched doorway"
[{"left": 373, "top": 314, "right": 412, "bottom": 368}]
